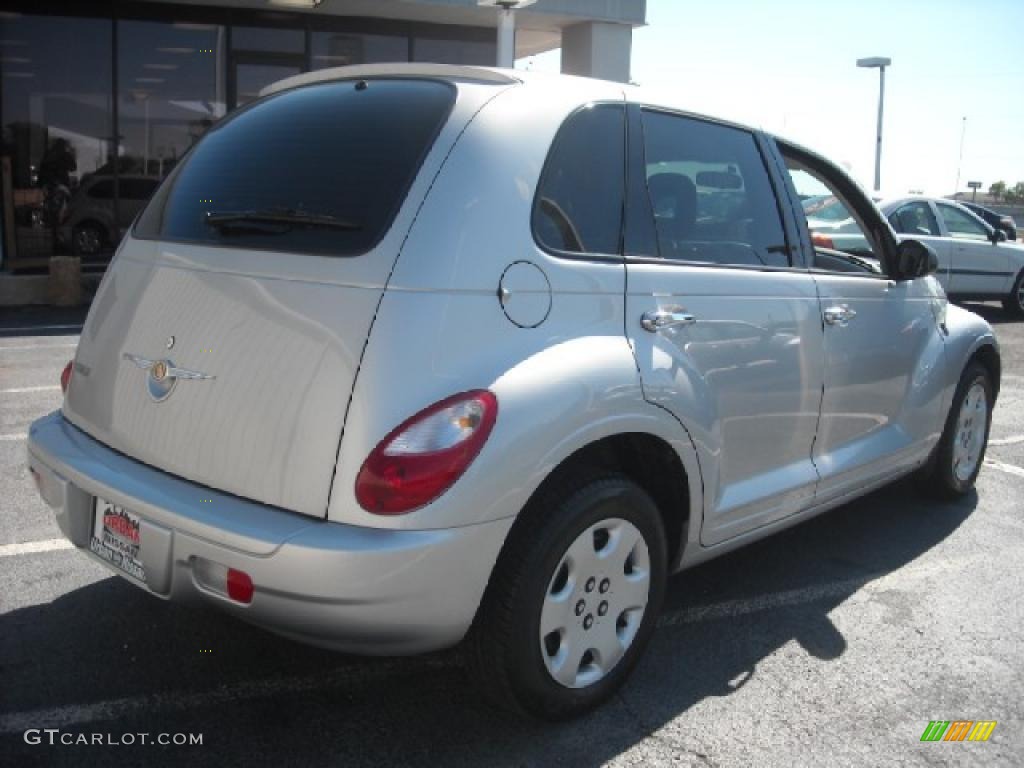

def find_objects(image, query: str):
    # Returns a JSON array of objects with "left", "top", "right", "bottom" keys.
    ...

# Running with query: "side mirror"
[
  {"left": 991, "top": 229, "right": 1007, "bottom": 243},
  {"left": 895, "top": 239, "right": 938, "bottom": 280}
]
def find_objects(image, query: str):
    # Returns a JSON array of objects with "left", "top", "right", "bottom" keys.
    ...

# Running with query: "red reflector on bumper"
[{"left": 226, "top": 568, "right": 254, "bottom": 604}]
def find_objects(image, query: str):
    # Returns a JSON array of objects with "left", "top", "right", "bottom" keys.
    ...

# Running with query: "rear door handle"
[
  {"left": 823, "top": 304, "right": 857, "bottom": 327},
  {"left": 641, "top": 309, "right": 697, "bottom": 332}
]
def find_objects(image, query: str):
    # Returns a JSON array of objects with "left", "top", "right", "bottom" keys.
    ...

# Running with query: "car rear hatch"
[{"left": 63, "top": 70, "right": 516, "bottom": 518}]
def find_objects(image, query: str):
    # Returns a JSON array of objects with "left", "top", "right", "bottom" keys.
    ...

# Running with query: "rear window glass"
[{"left": 135, "top": 78, "right": 455, "bottom": 256}]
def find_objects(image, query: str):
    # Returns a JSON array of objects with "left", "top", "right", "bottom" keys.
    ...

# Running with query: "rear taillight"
[
  {"left": 355, "top": 390, "right": 498, "bottom": 515},
  {"left": 60, "top": 361, "right": 73, "bottom": 394},
  {"left": 811, "top": 232, "right": 835, "bottom": 250}
]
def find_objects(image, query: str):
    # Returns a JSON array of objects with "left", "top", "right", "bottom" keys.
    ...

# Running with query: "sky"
[{"left": 517, "top": 0, "right": 1024, "bottom": 198}]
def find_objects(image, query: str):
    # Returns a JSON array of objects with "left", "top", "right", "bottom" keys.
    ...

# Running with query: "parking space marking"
[
  {"left": 1, "top": 385, "right": 61, "bottom": 394},
  {"left": 0, "top": 539, "right": 73, "bottom": 558},
  {"left": 0, "top": 324, "right": 83, "bottom": 333},
  {"left": 0, "top": 658, "right": 452, "bottom": 735},
  {"left": 0, "top": 433, "right": 27, "bottom": 442},
  {"left": 984, "top": 459, "right": 1024, "bottom": 479},
  {"left": 0, "top": 343, "right": 78, "bottom": 352},
  {"left": 989, "top": 435, "right": 1024, "bottom": 446}
]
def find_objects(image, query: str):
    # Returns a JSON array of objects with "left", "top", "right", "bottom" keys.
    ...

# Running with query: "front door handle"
[
  {"left": 641, "top": 308, "right": 697, "bottom": 332},
  {"left": 823, "top": 304, "right": 857, "bottom": 327}
]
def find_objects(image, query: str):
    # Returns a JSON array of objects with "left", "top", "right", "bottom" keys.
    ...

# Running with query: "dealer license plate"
[{"left": 90, "top": 498, "right": 146, "bottom": 583}]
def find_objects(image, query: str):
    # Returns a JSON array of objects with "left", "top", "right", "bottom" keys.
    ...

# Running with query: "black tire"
[
  {"left": 465, "top": 472, "right": 667, "bottom": 720},
  {"left": 1003, "top": 270, "right": 1024, "bottom": 318},
  {"left": 919, "top": 362, "right": 993, "bottom": 499},
  {"left": 72, "top": 222, "right": 105, "bottom": 257}
]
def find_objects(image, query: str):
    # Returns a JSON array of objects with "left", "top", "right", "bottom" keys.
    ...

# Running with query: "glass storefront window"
[
  {"left": 118, "top": 20, "right": 226, "bottom": 180},
  {"left": 232, "top": 26, "right": 304, "bottom": 54},
  {"left": 311, "top": 31, "right": 408, "bottom": 69},
  {"left": 413, "top": 37, "right": 494, "bottom": 65},
  {"left": 0, "top": 13, "right": 112, "bottom": 264}
]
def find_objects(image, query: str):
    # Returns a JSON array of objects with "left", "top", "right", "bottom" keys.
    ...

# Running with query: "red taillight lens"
[
  {"left": 355, "top": 390, "right": 498, "bottom": 515},
  {"left": 226, "top": 568, "right": 254, "bottom": 604},
  {"left": 60, "top": 361, "right": 73, "bottom": 394},
  {"left": 811, "top": 231, "right": 835, "bottom": 250}
]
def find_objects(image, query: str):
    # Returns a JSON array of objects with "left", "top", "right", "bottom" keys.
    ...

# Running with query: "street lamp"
[
  {"left": 478, "top": 0, "right": 537, "bottom": 68},
  {"left": 856, "top": 56, "right": 891, "bottom": 192}
]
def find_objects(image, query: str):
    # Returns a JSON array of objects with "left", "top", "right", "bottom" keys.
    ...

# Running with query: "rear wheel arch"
[
  {"left": 497, "top": 432, "right": 693, "bottom": 577},
  {"left": 969, "top": 342, "right": 1001, "bottom": 402}
]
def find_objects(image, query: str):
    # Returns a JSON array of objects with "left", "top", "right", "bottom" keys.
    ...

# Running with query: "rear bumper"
[{"left": 27, "top": 411, "right": 512, "bottom": 654}]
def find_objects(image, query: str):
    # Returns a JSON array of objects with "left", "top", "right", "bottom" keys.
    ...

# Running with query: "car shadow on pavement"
[
  {"left": 1, "top": 478, "right": 976, "bottom": 767},
  {"left": 957, "top": 301, "right": 1019, "bottom": 326}
]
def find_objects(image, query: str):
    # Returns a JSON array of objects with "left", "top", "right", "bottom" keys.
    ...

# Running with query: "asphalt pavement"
[{"left": 1, "top": 302, "right": 1022, "bottom": 767}]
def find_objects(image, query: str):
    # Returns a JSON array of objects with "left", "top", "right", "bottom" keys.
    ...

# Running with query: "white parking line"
[
  {"left": 988, "top": 435, "right": 1024, "bottom": 447},
  {"left": 0, "top": 658, "right": 452, "bottom": 734},
  {"left": 0, "top": 343, "right": 78, "bottom": 351},
  {"left": 984, "top": 458, "right": 1024, "bottom": 479},
  {"left": 0, "top": 324, "right": 83, "bottom": 333},
  {"left": 0, "top": 433, "right": 27, "bottom": 442},
  {"left": 0, "top": 539, "right": 73, "bottom": 558},
  {"left": 1, "top": 385, "right": 61, "bottom": 394}
]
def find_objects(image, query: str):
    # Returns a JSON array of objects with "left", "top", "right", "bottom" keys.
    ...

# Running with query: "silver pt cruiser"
[{"left": 28, "top": 64, "right": 999, "bottom": 720}]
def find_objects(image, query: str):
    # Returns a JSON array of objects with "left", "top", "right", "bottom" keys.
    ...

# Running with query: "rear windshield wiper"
[{"left": 205, "top": 209, "right": 362, "bottom": 232}]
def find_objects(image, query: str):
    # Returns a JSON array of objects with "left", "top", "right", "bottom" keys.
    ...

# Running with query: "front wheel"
[
  {"left": 1003, "top": 270, "right": 1024, "bottom": 318},
  {"left": 466, "top": 473, "right": 667, "bottom": 720},
  {"left": 920, "top": 362, "right": 993, "bottom": 498}
]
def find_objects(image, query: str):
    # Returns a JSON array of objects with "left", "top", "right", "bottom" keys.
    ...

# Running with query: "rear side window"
[
  {"left": 533, "top": 104, "right": 625, "bottom": 256},
  {"left": 135, "top": 79, "right": 455, "bottom": 256},
  {"left": 640, "top": 110, "right": 790, "bottom": 267}
]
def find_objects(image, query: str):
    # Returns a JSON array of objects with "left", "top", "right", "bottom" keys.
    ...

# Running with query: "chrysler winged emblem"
[{"left": 123, "top": 352, "right": 214, "bottom": 402}]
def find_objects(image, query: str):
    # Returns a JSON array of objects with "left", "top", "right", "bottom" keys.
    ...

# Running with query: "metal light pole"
[
  {"left": 479, "top": 0, "right": 537, "bottom": 68},
  {"left": 857, "top": 56, "right": 891, "bottom": 192},
  {"left": 954, "top": 116, "right": 967, "bottom": 196}
]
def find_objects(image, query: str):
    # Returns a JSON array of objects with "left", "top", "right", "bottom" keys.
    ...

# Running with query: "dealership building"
[{"left": 0, "top": 0, "right": 645, "bottom": 299}]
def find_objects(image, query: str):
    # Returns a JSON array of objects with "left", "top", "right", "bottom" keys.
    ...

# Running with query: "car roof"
[{"left": 260, "top": 63, "right": 764, "bottom": 132}]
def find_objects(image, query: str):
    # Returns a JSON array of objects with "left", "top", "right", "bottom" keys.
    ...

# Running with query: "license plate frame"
[{"left": 90, "top": 497, "right": 146, "bottom": 583}]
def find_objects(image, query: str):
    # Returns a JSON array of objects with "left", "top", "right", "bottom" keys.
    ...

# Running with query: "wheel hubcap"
[
  {"left": 76, "top": 228, "right": 100, "bottom": 255},
  {"left": 1017, "top": 281, "right": 1024, "bottom": 310},
  {"left": 952, "top": 382, "right": 987, "bottom": 483},
  {"left": 539, "top": 518, "right": 650, "bottom": 689}
]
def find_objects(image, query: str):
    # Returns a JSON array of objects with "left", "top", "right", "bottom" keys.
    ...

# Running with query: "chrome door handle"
[
  {"left": 641, "top": 309, "right": 697, "bottom": 332},
  {"left": 823, "top": 304, "right": 857, "bottom": 327}
]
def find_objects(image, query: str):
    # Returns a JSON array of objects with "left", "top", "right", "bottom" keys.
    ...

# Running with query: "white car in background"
[{"left": 805, "top": 195, "right": 1024, "bottom": 316}]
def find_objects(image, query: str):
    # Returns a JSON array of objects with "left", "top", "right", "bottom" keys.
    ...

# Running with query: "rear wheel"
[
  {"left": 466, "top": 473, "right": 667, "bottom": 720},
  {"left": 72, "top": 222, "right": 105, "bottom": 257},
  {"left": 919, "top": 362, "right": 993, "bottom": 498},
  {"left": 1003, "top": 270, "right": 1024, "bottom": 318}
]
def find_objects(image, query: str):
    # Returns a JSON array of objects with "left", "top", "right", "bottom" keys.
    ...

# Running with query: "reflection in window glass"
[
  {"left": 235, "top": 63, "right": 302, "bottom": 106},
  {"left": 787, "top": 164, "right": 880, "bottom": 271},
  {"left": 413, "top": 37, "right": 494, "bottom": 65},
  {"left": 533, "top": 105, "right": 625, "bottom": 255},
  {"left": 118, "top": 20, "right": 226, "bottom": 181},
  {"left": 642, "top": 111, "right": 789, "bottom": 267},
  {"left": 0, "top": 14, "right": 112, "bottom": 262},
  {"left": 231, "top": 26, "right": 304, "bottom": 54},
  {"left": 312, "top": 32, "right": 408, "bottom": 68}
]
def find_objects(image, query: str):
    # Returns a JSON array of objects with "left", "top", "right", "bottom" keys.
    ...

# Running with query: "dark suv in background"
[{"left": 961, "top": 201, "right": 1017, "bottom": 241}]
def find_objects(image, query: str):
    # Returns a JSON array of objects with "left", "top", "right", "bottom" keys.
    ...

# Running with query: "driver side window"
[
  {"left": 889, "top": 202, "right": 940, "bottom": 237},
  {"left": 784, "top": 161, "right": 882, "bottom": 275}
]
